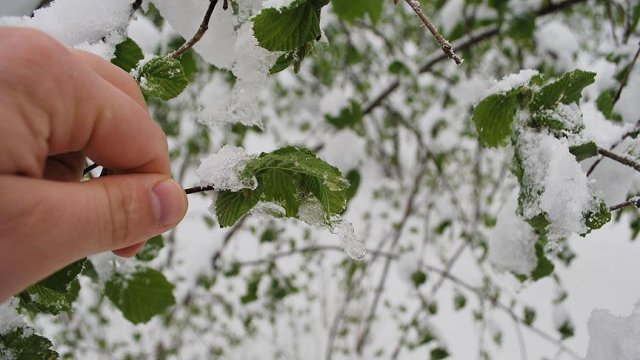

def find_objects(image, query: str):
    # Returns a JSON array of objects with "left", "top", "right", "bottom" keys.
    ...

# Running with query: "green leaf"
[
  {"left": 269, "top": 43, "right": 314, "bottom": 74},
  {"left": 244, "top": 146, "right": 348, "bottom": 217},
  {"left": 216, "top": 188, "right": 263, "bottom": 228},
  {"left": 326, "top": 101, "right": 363, "bottom": 129},
  {"left": 530, "top": 242, "right": 554, "bottom": 281},
  {"left": 523, "top": 306, "right": 536, "bottom": 326},
  {"left": 135, "top": 235, "right": 165, "bottom": 262},
  {"left": 0, "top": 327, "right": 58, "bottom": 360},
  {"left": 331, "top": 0, "right": 384, "bottom": 23},
  {"left": 531, "top": 70, "right": 596, "bottom": 111},
  {"left": 240, "top": 271, "right": 263, "bottom": 304},
  {"left": 410, "top": 270, "right": 427, "bottom": 287},
  {"left": 453, "top": 293, "right": 467, "bottom": 310},
  {"left": 557, "top": 320, "right": 575, "bottom": 339},
  {"left": 136, "top": 56, "right": 188, "bottom": 100},
  {"left": 18, "top": 259, "right": 86, "bottom": 315},
  {"left": 569, "top": 141, "right": 598, "bottom": 162},
  {"left": 112, "top": 37, "right": 144, "bottom": 73},
  {"left": 596, "top": 89, "right": 623, "bottom": 122},
  {"left": 506, "top": 14, "right": 535, "bottom": 42},
  {"left": 345, "top": 169, "right": 361, "bottom": 202},
  {"left": 431, "top": 347, "right": 450, "bottom": 360},
  {"left": 105, "top": 268, "right": 175, "bottom": 324},
  {"left": 584, "top": 199, "right": 611, "bottom": 232},
  {"left": 253, "top": 0, "right": 321, "bottom": 51},
  {"left": 260, "top": 170, "right": 301, "bottom": 217},
  {"left": 473, "top": 92, "right": 519, "bottom": 147}
]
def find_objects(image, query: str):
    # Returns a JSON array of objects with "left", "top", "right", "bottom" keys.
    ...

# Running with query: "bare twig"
[
  {"left": 167, "top": 0, "right": 220, "bottom": 60},
  {"left": 609, "top": 197, "right": 640, "bottom": 211},
  {"left": 422, "top": 265, "right": 583, "bottom": 360},
  {"left": 587, "top": 119, "right": 640, "bottom": 176},
  {"left": 355, "top": 156, "right": 427, "bottom": 353},
  {"left": 612, "top": 41, "right": 640, "bottom": 105},
  {"left": 235, "top": 245, "right": 397, "bottom": 267},
  {"left": 403, "top": 0, "right": 463, "bottom": 65},
  {"left": 363, "top": 0, "right": 586, "bottom": 115},
  {"left": 597, "top": 147, "right": 640, "bottom": 173},
  {"left": 211, "top": 216, "right": 247, "bottom": 270}
]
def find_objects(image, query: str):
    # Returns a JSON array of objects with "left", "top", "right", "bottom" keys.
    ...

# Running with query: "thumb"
[{"left": 0, "top": 174, "right": 187, "bottom": 299}]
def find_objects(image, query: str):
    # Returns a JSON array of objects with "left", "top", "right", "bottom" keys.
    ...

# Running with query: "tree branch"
[
  {"left": 609, "top": 197, "right": 640, "bottom": 211},
  {"left": 403, "top": 0, "right": 462, "bottom": 65},
  {"left": 363, "top": 0, "right": 586, "bottom": 116},
  {"left": 597, "top": 147, "right": 640, "bottom": 173},
  {"left": 167, "top": 0, "right": 220, "bottom": 60}
]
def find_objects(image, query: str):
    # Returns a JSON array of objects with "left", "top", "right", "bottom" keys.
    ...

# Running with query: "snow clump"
[
  {"left": 488, "top": 193, "right": 538, "bottom": 275},
  {"left": 197, "top": 145, "right": 257, "bottom": 191},
  {"left": 585, "top": 301, "right": 640, "bottom": 360}
]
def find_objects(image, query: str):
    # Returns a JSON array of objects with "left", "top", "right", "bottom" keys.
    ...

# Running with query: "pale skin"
[{"left": 0, "top": 28, "right": 188, "bottom": 301}]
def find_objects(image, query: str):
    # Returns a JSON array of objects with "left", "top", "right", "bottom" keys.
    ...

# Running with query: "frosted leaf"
[
  {"left": 488, "top": 69, "right": 539, "bottom": 94},
  {"left": 585, "top": 301, "right": 640, "bottom": 360},
  {"left": 197, "top": 146, "right": 256, "bottom": 192},
  {"left": 330, "top": 218, "right": 366, "bottom": 261},
  {"left": 0, "top": 298, "right": 25, "bottom": 335},
  {"left": 0, "top": 0, "right": 132, "bottom": 59},
  {"left": 489, "top": 193, "right": 538, "bottom": 275},
  {"left": 251, "top": 202, "right": 286, "bottom": 218},
  {"left": 518, "top": 131, "right": 591, "bottom": 242},
  {"left": 536, "top": 103, "right": 584, "bottom": 133}
]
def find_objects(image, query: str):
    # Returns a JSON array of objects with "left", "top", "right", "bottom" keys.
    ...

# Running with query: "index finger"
[{"left": 0, "top": 28, "right": 170, "bottom": 176}]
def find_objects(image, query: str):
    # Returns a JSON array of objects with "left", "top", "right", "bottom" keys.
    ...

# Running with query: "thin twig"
[
  {"left": 167, "top": 0, "right": 220, "bottom": 60},
  {"left": 185, "top": 184, "right": 216, "bottom": 194},
  {"left": 612, "top": 41, "right": 640, "bottom": 105},
  {"left": 211, "top": 216, "right": 247, "bottom": 270},
  {"left": 423, "top": 265, "right": 583, "bottom": 360},
  {"left": 597, "top": 147, "right": 640, "bottom": 173},
  {"left": 355, "top": 156, "right": 427, "bottom": 353},
  {"left": 587, "top": 119, "right": 640, "bottom": 176},
  {"left": 363, "top": 0, "right": 586, "bottom": 115},
  {"left": 235, "top": 245, "right": 397, "bottom": 267},
  {"left": 609, "top": 197, "right": 640, "bottom": 211},
  {"left": 403, "top": 0, "right": 463, "bottom": 65}
]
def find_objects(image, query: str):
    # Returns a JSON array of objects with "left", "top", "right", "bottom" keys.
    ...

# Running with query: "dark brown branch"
[
  {"left": 167, "top": 0, "right": 220, "bottom": 60},
  {"left": 609, "top": 197, "right": 640, "bottom": 211},
  {"left": 613, "top": 41, "right": 640, "bottom": 105},
  {"left": 363, "top": 0, "right": 586, "bottom": 116},
  {"left": 587, "top": 119, "right": 640, "bottom": 177},
  {"left": 597, "top": 147, "right": 640, "bottom": 173},
  {"left": 403, "top": 0, "right": 462, "bottom": 65},
  {"left": 184, "top": 184, "right": 216, "bottom": 194}
]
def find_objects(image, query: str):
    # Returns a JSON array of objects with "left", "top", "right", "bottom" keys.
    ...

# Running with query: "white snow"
[
  {"left": 585, "top": 301, "right": 640, "bottom": 360},
  {"left": 517, "top": 131, "right": 592, "bottom": 242},
  {"left": 536, "top": 103, "right": 584, "bottom": 133},
  {"left": 0, "top": 0, "right": 132, "bottom": 59},
  {"left": 196, "top": 145, "right": 256, "bottom": 191},
  {"left": 489, "top": 193, "right": 538, "bottom": 275},
  {"left": 487, "top": 69, "right": 539, "bottom": 95},
  {"left": 0, "top": 298, "right": 25, "bottom": 335}
]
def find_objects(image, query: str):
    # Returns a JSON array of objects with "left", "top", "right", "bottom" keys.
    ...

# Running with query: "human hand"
[{"left": 0, "top": 28, "right": 188, "bottom": 301}]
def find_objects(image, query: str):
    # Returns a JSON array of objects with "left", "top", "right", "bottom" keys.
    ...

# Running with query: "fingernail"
[{"left": 151, "top": 179, "right": 186, "bottom": 226}]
